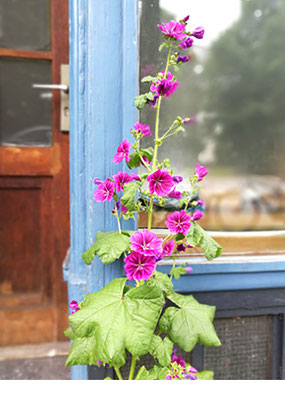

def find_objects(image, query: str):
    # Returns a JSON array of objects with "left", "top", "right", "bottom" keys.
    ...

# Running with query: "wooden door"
[{"left": 0, "top": 0, "right": 69, "bottom": 345}]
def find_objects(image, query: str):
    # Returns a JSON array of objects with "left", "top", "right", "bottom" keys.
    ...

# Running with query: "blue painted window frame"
[{"left": 66, "top": 0, "right": 285, "bottom": 380}]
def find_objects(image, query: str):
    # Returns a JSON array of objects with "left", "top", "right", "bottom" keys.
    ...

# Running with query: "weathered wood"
[{"left": 0, "top": 48, "right": 52, "bottom": 59}]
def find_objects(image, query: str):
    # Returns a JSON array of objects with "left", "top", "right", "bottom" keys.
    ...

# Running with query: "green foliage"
[
  {"left": 141, "top": 75, "right": 157, "bottom": 84},
  {"left": 196, "top": 370, "right": 214, "bottom": 380},
  {"left": 81, "top": 231, "right": 130, "bottom": 265},
  {"left": 121, "top": 181, "right": 140, "bottom": 212},
  {"left": 159, "top": 292, "right": 221, "bottom": 352},
  {"left": 147, "top": 271, "right": 173, "bottom": 294},
  {"left": 134, "top": 365, "right": 168, "bottom": 380},
  {"left": 134, "top": 92, "right": 154, "bottom": 109},
  {"left": 170, "top": 266, "right": 187, "bottom": 280},
  {"left": 65, "top": 336, "right": 97, "bottom": 366},
  {"left": 149, "top": 335, "right": 173, "bottom": 367},
  {"left": 186, "top": 222, "right": 222, "bottom": 261},
  {"left": 68, "top": 278, "right": 164, "bottom": 367}
]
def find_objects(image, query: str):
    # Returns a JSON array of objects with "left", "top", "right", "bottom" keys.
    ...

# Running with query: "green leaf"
[
  {"left": 149, "top": 335, "right": 173, "bottom": 367},
  {"left": 141, "top": 147, "right": 154, "bottom": 162},
  {"left": 134, "top": 92, "right": 154, "bottom": 110},
  {"left": 126, "top": 152, "right": 141, "bottom": 169},
  {"left": 121, "top": 181, "right": 139, "bottom": 211},
  {"left": 81, "top": 231, "right": 130, "bottom": 265},
  {"left": 141, "top": 75, "right": 157, "bottom": 84},
  {"left": 134, "top": 366, "right": 152, "bottom": 380},
  {"left": 64, "top": 327, "right": 74, "bottom": 339},
  {"left": 170, "top": 266, "right": 187, "bottom": 280},
  {"left": 147, "top": 271, "right": 173, "bottom": 293},
  {"left": 186, "top": 222, "right": 222, "bottom": 260},
  {"left": 148, "top": 364, "right": 169, "bottom": 380},
  {"left": 159, "top": 292, "right": 221, "bottom": 352},
  {"left": 70, "top": 278, "right": 164, "bottom": 367},
  {"left": 175, "top": 233, "right": 185, "bottom": 242},
  {"left": 65, "top": 336, "right": 98, "bottom": 366},
  {"left": 196, "top": 370, "right": 214, "bottom": 380}
]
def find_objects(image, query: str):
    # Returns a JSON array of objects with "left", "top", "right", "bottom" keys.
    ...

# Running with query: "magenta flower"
[
  {"left": 151, "top": 72, "right": 178, "bottom": 98},
  {"left": 130, "top": 229, "right": 163, "bottom": 256},
  {"left": 69, "top": 300, "right": 80, "bottom": 315},
  {"left": 147, "top": 169, "right": 174, "bottom": 196},
  {"left": 124, "top": 251, "right": 156, "bottom": 281},
  {"left": 157, "top": 20, "right": 186, "bottom": 40},
  {"left": 133, "top": 122, "right": 152, "bottom": 137},
  {"left": 195, "top": 163, "right": 208, "bottom": 181},
  {"left": 176, "top": 243, "right": 186, "bottom": 253},
  {"left": 112, "top": 138, "right": 132, "bottom": 164},
  {"left": 113, "top": 171, "right": 132, "bottom": 192},
  {"left": 94, "top": 179, "right": 115, "bottom": 202},
  {"left": 162, "top": 240, "right": 176, "bottom": 257},
  {"left": 176, "top": 55, "right": 190, "bottom": 63},
  {"left": 196, "top": 199, "right": 204, "bottom": 206},
  {"left": 166, "top": 375, "right": 172, "bottom": 380},
  {"left": 130, "top": 172, "right": 140, "bottom": 181},
  {"left": 172, "top": 355, "right": 186, "bottom": 369},
  {"left": 183, "top": 15, "right": 190, "bottom": 22},
  {"left": 94, "top": 177, "right": 103, "bottom": 185},
  {"left": 183, "top": 373, "right": 197, "bottom": 380},
  {"left": 120, "top": 203, "right": 128, "bottom": 213},
  {"left": 147, "top": 94, "right": 159, "bottom": 107},
  {"left": 179, "top": 37, "right": 194, "bottom": 49},
  {"left": 172, "top": 176, "right": 183, "bottom": 184},
  {"left": 165, "top": 210, "right": 191, "bottom": 235},
  {"left": 191, "top": 26, "right": 205, "bottom": 39},
  {"left": 186, "top": 266, "right": 193, "bottom": 274},
  {"left": 168, "top": 188, "right": 182, "bottom": 200},
  {"left": 192, "top": 209, "right": 203, "bottom": 221}
]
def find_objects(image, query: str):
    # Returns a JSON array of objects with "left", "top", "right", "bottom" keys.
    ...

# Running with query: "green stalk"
[
  {"left": 114, "top": 366, "right": 123, "bottom": 380},
  {"left": 128, "top": 356, "right": 137, "bottom": 380},
  {"left": 114, "top": 205, "right": 122, "bottom": 234},
  {"left": 147, "top": 44, "right": 172, "bottom": 231}
]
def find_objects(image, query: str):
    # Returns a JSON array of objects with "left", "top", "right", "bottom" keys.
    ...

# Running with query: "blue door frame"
[{"left": 65, "top": 0, "right": 285, "bottom": 380}]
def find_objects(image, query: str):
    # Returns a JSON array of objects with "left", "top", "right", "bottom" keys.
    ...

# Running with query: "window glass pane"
[
  {"left": 0, "top": 0, "right": 51, "bottom": 51},
  {"left": 0, "top": 58, "right": 52, "bottom": 146},
  {"left": 139, "top": 0, "right": 285, "bottom": 231}
]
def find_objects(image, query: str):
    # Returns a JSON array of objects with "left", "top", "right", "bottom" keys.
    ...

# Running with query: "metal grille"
[{"left": 204, "top": 315, "right": 272, "bottom": 380}]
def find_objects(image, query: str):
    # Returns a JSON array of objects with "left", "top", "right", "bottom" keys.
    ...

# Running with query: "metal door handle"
[{"left": 32, "top": 84, "right": 69, "bottom": 93}]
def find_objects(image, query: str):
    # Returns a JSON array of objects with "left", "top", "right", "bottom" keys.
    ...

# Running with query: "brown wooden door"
[{"left": 0, "top": 0, "right": 69, "bottom": 345}]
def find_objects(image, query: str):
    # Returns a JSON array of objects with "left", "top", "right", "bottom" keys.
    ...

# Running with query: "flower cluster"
[{"left": 166, "top": 349, "right": 198, "bottom": 380}]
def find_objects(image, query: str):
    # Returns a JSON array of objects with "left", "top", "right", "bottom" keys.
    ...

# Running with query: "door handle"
[
  {"left": 32, "top": 84, "right": 69, "bottom": 93},
  {"left": 32, "top": 65, "right": 69, "bottom": 132}
]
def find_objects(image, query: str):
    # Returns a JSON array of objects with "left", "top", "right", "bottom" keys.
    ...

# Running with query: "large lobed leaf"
[
  {"left": 81, "top": 231, "right": 130, "bottom": 265},
  {"left": 120, "top": 181, "right": 139, "bottom": 212},
  {"left": 159, "top": 292, "right": 221, "bottom": 352},
  {"left": 147, "top": 271, "right": 173, "bottom": 294},
  {"left": 65, "top": 336, "right": 98, "bottom": 366},
  {"left": 69, "top": 278, "right": 164, "bottom": 367},
  {"left": 186, "top": 222, "right": 222, "bottom": 261},
  {"left": 149, "top": 335, "right": 173, "bottom": 367}
]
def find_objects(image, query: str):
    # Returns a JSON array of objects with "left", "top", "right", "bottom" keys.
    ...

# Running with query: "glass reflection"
[
  {"left": 139, "top": 0, "right": 285, "bottom": 231},
  {"left": 0, "top": 58, "right": 52, "bottom": 146}
]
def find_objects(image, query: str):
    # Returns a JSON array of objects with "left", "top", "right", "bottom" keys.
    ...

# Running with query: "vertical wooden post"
[{"left": 68, "top": 0, "right": 138, "bottom": 379}]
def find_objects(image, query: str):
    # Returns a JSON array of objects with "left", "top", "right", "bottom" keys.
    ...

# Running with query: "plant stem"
[
  {"left": 147, "top": 44, "right": 172, "bottom": 231},
  {"left": 114, "top": 205, "right": 122, "bottom": 234},
  {"left": 129, "top": 356, "right": 137, "bottom": 380},
  {"left": 114, "top": 366, "right": 123, "bottom": 380},
  {"left": 170, "top": 258, "right": 177, "bottom": 281}
]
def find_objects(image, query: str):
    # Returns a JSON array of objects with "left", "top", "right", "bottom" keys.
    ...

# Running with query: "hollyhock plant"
[
  {"left": 195, "top": 163, "right": 208, "bottom": 181},
  {"left": 192, "top": 209, "right": 203, "bottom": 221},
  {"left": 133, "top": 122, "right": 152, "bottom": 137},
  {"left": 66, "top": 13, "right": 222, "bottom": 382},
  {"left": 151, "top": 72, "right": 178, "bottom": 98},
  {"left": 165, "top": 210, "right": 191, "bottom": 235},
  {"left": 147, "top": 169, "right": 174, "bottom": 196},
  {"left": 157, "top": 20, "right": 186, "bottom": 40},
  {"left": 94, "top": 179, "right": 115, "bottom": 202},
  {"left": 112, "top": 138, "right": 132, "bottom": 164},
  {"left": 179, "top": 37, "right": 194, "bottom": 49},
  {"left": 191, "top": 26, "right": 205, "bottom": 39},
  {"left": 130, "top": 229, "right": 163, "bottom": 256},
  {"left": 124, "top": 251, "right": 156, "bottom": 281}
]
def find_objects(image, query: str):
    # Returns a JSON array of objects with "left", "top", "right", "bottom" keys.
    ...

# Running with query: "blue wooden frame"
[
  {"left": 66, "top": 0, "right": 138, "bottom": 380},
  {"left": 66, "top": 0, "right": 285, "bottom": 380}
]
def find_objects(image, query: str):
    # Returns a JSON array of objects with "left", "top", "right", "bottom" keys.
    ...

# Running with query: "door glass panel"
[
  {"left": 0, "top": 58, "right": 52, "bottom": 146},
  {"left": 138, "top": 0, "right": 285, "bottom": 231},
  {"left": 0, "top": 0, "right": 51, "bottom": 51}
]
